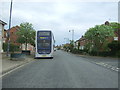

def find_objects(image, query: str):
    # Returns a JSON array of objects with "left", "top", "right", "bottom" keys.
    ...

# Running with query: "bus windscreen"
[
  {"left": 37, "top": 39, "right": 51, "bottom": 48},
  {"left": 38, "top": 32, "right": 50, "bottom": 36}
]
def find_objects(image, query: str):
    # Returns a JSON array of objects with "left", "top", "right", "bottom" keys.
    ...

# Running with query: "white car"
[{"left": 54, "top": 48, "right": 57, "bottom": 51}]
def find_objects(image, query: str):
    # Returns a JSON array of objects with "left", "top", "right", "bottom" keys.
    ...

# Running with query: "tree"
[
  {"left": 69, "top": 40, "right": 74, "bottom": 51},
  {"left": 77, "top": 41, "right": 80, "bottom": 50},
  {"left": 84, "top": 24, "right": 115, "bottom": 55},
  {"left": 108, "top": 41, "right": 120, "bottom": 55},
  {"left": 110, "top": 22, "right": 120, "bottom": 37},
  {"left": 17, "top": 22, "right": 35, "bottom": 50},
  {"left": 109, "top": 22, "right": 120, "bottom": 29},
  {"left": 3, "top": 43, "right": 19, "bottom": 52}
]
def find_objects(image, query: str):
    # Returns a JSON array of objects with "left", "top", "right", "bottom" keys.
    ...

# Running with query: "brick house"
[
  {"left": 4, "top": 26, "right": 20, "bottom": 46},
  {"left": 74, "top": 35, "right": 87, "bottom": 50},
  {"left": 4, "top": 26, "right": 34, "bottom": 51},
  {"left": 79, "top": 36, "right": 87, "bottom": 50}
]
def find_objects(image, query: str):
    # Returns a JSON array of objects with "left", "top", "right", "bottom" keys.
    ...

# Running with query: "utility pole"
[
  {"left": 7, "top": 0, "right": 13, "bottom": 56},
  {"left": 69, "top": 29, "right": 74, "bottom": 42}
]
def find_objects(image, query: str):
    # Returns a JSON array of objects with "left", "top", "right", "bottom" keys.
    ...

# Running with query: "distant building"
[
  {"left": 74, "top": 35, "right": 87, "bottom": 50},
  {"left": 74, "top": 40, "right": 79, "bottom": 49},
  {"left": 79, "top": 36, "right": 86, "bottom": 50},
  {"left": 0, "top": 20, "right": 7, "bottom": 52},
  {"left": 21, "top": 44, "right": 34, "bottom": 51}
]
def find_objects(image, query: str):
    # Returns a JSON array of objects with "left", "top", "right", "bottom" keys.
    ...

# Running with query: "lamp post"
[
  {"left": 69, "top": 29, "right": 74, "bottom": 42},
  {"left": 69, "top": 29, "right": 75, "bottom": 50},
  {"left": 7, "top": 0, "right": 13, "bottom": 56}
]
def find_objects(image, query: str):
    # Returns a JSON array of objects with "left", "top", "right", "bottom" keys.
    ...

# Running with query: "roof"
[
  {"left": 6, "top": 25, "right": 20, "bottom": 31},
  {"left": 0, "top": 20, "right": 7, "bottom": 25},
  {"left": 75, "top": 40, "right": 80, "bottom": 43}
]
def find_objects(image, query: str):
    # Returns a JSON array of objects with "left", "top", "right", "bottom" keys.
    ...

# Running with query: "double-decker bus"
[{"left": 35, "top": 30, "right": 55, "bottom": 59}]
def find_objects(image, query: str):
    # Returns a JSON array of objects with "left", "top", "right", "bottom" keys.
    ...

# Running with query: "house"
[
  {"left": 4, "top": 26, "right": 20, "bottom": 46},
  {"left": 4, "top": 26, "right": 34, "bottom": 52},
  {"left": 74, "top": 36, "right": 87, "bottom": 50},
  {"left": 105, "top": 21, "right": 120, "bottom": 42},
  {"left": 79, "top": 36, "right": 87, "bottom": 50},
  {"left": 74, "top": 40, "right": 79, "bottom": 49},
  {"left": 21, "top": 44, "right": 34, "bottom": 51},
  {"left": 0, "top": 20, "right": 7, "bottom": 52}
]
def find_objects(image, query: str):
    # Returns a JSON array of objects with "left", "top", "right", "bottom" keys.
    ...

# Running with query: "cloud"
[{"left": 1, "top": 1, "right": 118, "bottom": 45}]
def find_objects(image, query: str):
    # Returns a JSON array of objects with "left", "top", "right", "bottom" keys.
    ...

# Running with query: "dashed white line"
[
  {"left": 94, "top": 62, "right": 119, "bottom": 72},
  {"left": 0, "top": 60, "right": 34, "bottom": 78}
]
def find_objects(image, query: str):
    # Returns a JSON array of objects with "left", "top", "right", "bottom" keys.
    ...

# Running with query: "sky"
[{"left": 0, "top": 0, "right": 119, "bottom": 45}]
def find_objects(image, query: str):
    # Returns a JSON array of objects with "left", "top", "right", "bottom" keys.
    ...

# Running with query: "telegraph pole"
[
  {"left": 7, "top": 0, "right": 13, "bottom": 56},
  {"left": 69, "top": 29, "right": 74, "bottom": 42}
]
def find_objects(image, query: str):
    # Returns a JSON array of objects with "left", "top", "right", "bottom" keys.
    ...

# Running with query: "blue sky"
[{"left": 0, "top": 0, "right": 118, "bottom": 45}]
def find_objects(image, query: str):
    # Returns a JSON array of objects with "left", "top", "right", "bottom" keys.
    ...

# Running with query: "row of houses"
[
  {"left": 74, "top": 21, "right": 120, "bottom": 51},
  {"left": 0, "top": 20, "right": 34, "bottom": 53}
]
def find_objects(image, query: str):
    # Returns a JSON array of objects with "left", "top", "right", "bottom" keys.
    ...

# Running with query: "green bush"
[
  {"left": 89, "top": 51, "right": 97, "bottom": 56},
  {"left": 71, "top": 48, "right": 84, "bottom": 54},
  {"left": 3, "top": 43, "right": 20, "bottom": 52},
  {"left": 98, "top": 51, "right": 110, "bottom": 57},
  {"left": 108, "top": 41, "right": 120, "bottom": 51},
  {"left": 89, "top": 50, "right": 119, "bottom": 57},
  {"left": 108, "top": 41, "right": 120, "bottom": 56}
]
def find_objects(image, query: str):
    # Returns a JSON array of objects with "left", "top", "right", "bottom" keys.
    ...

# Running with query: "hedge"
[
  {"left": 71, "top": 48, "right": 84, "bottom": 54},
  {"left": 3, "top": 43, "right": 20, "bottom": 52}
]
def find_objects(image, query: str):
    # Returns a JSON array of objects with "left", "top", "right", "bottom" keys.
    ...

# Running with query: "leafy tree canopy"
[
  {"left": 17, "top": 22, "right": 35, "bottom": 50},
  {"left": 84, "top": 24, "right": 115, "bottom": 52},
  {"left": 109, "top": 22, "right": 120, "bottom": 30}
]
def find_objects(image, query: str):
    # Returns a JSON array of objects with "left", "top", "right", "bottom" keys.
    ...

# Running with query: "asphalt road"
[{"left": 2, "top": 50, "right": 118, "bottom": 88}]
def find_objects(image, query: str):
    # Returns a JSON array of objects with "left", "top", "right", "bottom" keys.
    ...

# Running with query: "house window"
[{"left": 114, "top": 37, "right": 118, "bottom": 41}]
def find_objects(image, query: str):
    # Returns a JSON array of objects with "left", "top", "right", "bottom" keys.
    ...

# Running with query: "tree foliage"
[
  {"left": 107, "top": 41, "right": 120, "bottom": 57},
  {"left": 109, "top": 22, "right": 120, "bottom": 29},
  {"left": 17, "top": 22, "right": 35, "bottom": 50},
  {"left": 84, "top": 24, "right": 115, "bottom": 53},
  {"left": 110, "top": 22, "right": 120, "bottom": 36},
  {"left": 108, "top": 41, "right": 120, "bottom": 52},
  {"left": 3, "top": 43, "right": 20, "bottom": 52},
  {"left": 77, "top": 41, "right": 80, "bottom": 50},
  {"left": 69, "top": 40, "right": 74, "bottom": 51}
]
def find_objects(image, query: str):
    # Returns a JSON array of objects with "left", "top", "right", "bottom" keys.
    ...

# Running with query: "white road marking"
[
  {"left": 94, "top": 62, "right": 119, "bottom": 72},
  {"left": 0, "top": 60, "right": 34, "bottom": 78}
]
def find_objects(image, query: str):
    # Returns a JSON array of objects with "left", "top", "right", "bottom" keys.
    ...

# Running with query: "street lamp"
[
  {"left": 7, "top": 0, "right": 13, "bottom": 56},
  {"left": 69, "top": 29, "right": 74, "bottom": 42}
]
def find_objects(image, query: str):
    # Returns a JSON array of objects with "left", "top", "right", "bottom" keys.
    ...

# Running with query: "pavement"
[
  {"left": 67, "top": 51, "right": 119, "bottom": 72},
  {"left": 77, "top": 54, "right": 119, "bottom": 67},
  {"left": 1, "top": 52, "right": 34, "bottom": 75},
  {"left": 2, "top": 50, "right": 118, "bottom": 88}
]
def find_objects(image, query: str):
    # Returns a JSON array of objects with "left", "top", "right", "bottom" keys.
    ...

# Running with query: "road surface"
[{"left": 2, "top": 50, "right": 118, "bottom": 88}]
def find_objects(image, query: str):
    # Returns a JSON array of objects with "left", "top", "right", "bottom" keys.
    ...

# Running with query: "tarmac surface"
[{"left": 2, "top": 50, "right": 118, "bottom": 88}]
